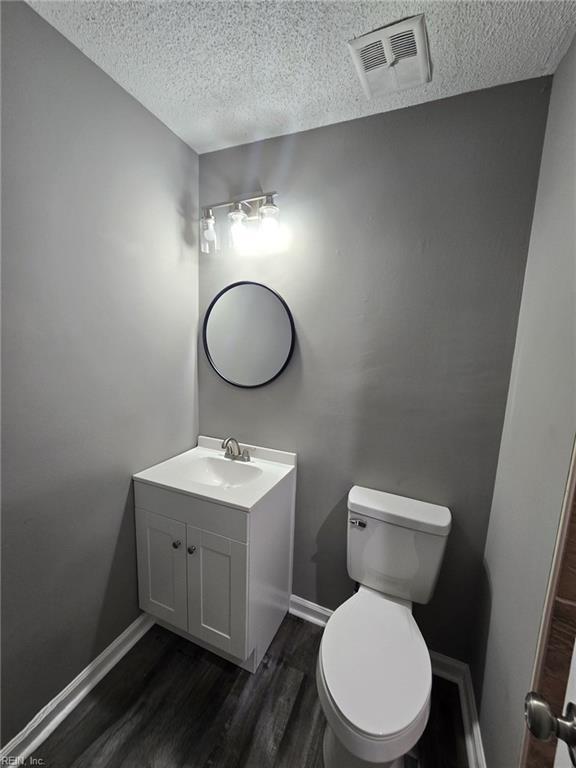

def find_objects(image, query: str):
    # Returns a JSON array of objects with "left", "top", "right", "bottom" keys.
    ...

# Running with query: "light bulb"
[
  {"left": 200, "top": 208, "right": 218, "bottom": 253},
  {"left": 258, "top": 195, "right": 291, "bottom": 253},
  {"left": 230, "top": 220, "right": 248, "bottom": 249},
  {"left": 259, "top": 215, "right": 280, "bottom": 248},
  {"left": 204, "top": 220, "right": 217, "bottom": 241},
  {"left": 229, "top": 202, "right": 255, "bottom": 252},
  {"left": 258, "top": 194, "right": 280, "bottom": 252}
]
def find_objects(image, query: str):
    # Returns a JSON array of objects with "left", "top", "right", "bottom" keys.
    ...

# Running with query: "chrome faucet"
[{"left": 221, "top": 437, "right": 250, "bottom": 462}]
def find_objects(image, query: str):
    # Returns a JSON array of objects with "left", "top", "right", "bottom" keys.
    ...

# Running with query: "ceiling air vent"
[
  {"left": 360, "top": 40, "right": 387, "bottom": 72},
  {"left": 348, "top": 14, "right": 431, "bottom": 99}
]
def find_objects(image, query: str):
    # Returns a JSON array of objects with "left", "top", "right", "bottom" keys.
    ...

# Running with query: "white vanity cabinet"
[
  {"left": 136, "top": 508, "right": 248, "bottom": 657},
  {"left": 134, "top": 437, "right": 296, "bottom": 672}
]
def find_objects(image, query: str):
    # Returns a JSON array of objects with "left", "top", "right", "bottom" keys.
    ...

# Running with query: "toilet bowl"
[
  {"left": 317, "top": 586, "right": 431, "bottom": 767},
  {"left": 316, "top": 486, "right": 451, "bottom": 768}
]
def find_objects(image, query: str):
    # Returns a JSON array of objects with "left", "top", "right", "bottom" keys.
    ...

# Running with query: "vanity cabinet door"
[
  {"left": 186, "top": 526, "right": 248, "bottom": 659},
  {"left": 135, "top": 509, "right": 187, "bottom": 631}
]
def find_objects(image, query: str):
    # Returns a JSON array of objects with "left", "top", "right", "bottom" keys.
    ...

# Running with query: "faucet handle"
[{"left": 241, "top": 448, "right": 251, "bottom": 462}]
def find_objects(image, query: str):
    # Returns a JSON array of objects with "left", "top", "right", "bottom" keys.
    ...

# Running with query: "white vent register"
[{"left": 348, "top": 14, "right": 431, "bottom": 98}]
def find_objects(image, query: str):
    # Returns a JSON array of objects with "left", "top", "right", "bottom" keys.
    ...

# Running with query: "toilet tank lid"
[{"left": 348, "top": 486, "right": 451, "bottom": 536}]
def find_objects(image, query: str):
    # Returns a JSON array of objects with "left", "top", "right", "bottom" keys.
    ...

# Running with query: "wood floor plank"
[
  {"left": 33, "top": 626, "right": 181, "bottom": 767},
  {"left": 265, "top": 616, "right": 323, "bottom": 676},
  {"left": 231, "top": 662, "right": 303, "bottom": 768},
  {"left": 71, "top": 643, "right": 226, "bottom": 768},
  {"left": 201, "top": 654, "right": 301, "bottom": 768},
  {"left": 274, "top": 674, "right": 325, "bottom": 768}
]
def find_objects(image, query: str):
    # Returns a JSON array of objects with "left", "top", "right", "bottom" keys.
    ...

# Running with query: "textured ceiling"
[{"left": 29, "top": 1, "right": 576, "bottom": 154}]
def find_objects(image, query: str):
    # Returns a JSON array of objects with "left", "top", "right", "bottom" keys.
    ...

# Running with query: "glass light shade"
[
  {"left": 230, "top": 220, "right": 249, "bottom": 250},
  {"left": 201, "top": 216, "right": 218, "bottom": 253},
  {"left": 260, "top": 194, "right": 279, "bottom": 218},
  {"left": 259, "top": 215, "right": 280, "bottom": 248},
  {"left": 228, "top": 204, "right": 247, "bottom": 225}
]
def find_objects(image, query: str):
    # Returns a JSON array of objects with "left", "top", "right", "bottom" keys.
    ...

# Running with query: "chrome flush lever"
[
  {"left": 525, "top": 692, "right": 576, "bottom": 766},
  {"left": 349, "top": 519, "right": 367, "bottom": 529}
]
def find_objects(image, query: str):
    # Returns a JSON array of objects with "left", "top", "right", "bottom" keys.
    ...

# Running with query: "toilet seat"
[{"left": 317, "top": 587, "right": 432, "bottom": 763}]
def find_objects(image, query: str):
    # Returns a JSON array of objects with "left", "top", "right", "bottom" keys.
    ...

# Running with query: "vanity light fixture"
[{"left": 200, "top": 192, "right": 288, "bottom": 255}]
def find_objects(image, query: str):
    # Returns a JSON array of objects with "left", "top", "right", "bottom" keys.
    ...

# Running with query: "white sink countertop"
[{"left": 133, "top": 436, "right": 296, "bottom": 511}]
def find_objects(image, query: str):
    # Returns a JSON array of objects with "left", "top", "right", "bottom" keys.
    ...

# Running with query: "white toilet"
[{"left": 316, "top": 486, "right": 451, "bottom": 768}]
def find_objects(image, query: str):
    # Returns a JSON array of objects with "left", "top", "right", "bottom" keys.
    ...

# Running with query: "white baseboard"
[
  {"left": 289, "top": 593, "right": 487, "bottom": 768},
  {"left": 430, "top": 651, "right": 487, "bottom": 768},
  {"left": 0, "top": 613, "right": 154, "bottom": 761},
  {"left": 289, "top": 593, "right": 333, "bottom": 626}
]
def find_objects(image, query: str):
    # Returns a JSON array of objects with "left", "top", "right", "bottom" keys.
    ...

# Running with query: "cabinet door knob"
[
  {"left": 172, "top": 540, "right": 182, "bottom": 549},
  {"left": 187, "top": 545, "right": 196, "bottom": 555}
]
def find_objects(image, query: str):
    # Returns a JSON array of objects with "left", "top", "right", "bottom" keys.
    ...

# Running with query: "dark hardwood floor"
[{"left": 30, "top": 616, "right": 467, "bottom": 768}]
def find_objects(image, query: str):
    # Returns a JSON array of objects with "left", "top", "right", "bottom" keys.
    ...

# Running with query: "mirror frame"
[{"left": 202, "top": 281, "right": 296, "bottom": 389}]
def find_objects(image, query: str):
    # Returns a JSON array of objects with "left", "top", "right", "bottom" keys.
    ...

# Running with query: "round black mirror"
[{"left": 203, "top": 282, "right": 295, "bottom": 388}]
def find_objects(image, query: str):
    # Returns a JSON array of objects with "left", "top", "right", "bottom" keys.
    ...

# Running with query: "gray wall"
[
  {"left": 1, "top": 3, "right": 198, "bottom": 743},
  {"left": 480, "top": 38, "right": 576, "bottom": 768},
  {"left": 199, "top": 78, "right": 550, "bottom": 667}
]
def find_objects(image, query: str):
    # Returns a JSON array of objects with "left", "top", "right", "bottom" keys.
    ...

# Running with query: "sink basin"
[
  {"left": 187, "top": 456, "right": 263, "bottom": 488},
  {"left": 133, "top": 437, "right": 296, "bottom": 510}
]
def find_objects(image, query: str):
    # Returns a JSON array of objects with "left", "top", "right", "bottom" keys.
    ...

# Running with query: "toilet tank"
[{"left": 347, "top": 486, "right": 451, "bottom": 604}]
